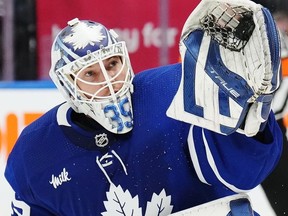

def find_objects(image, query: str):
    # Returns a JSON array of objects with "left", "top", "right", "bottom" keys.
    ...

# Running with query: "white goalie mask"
[{"left": 49, "top": 18, "right": 134, "bottom": 134}]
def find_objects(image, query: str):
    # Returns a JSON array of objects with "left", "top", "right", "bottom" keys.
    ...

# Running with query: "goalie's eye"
[
  {"left": 80, "top": 68, "right": 102, "bottom": 82},
  {"left": 104, "top": 57, "right": 122, "bottom": 71},
  {"left": 84, "top": 71, "right": 96, "bottom": 78}
]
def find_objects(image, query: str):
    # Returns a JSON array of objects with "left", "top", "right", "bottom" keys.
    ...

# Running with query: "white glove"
[
  {"left": 169, "top": 193, "right": 254, "bottom": 216},
  {"left": 167, "top": 0, "right": 281, "bottom": 136}
]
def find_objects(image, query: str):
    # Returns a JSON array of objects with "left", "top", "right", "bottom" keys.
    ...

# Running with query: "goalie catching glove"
[{"left": 167, "top": 0, "right": 281, "bottom": 137}]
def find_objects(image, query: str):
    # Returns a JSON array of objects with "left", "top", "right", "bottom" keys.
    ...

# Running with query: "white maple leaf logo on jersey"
[
  {"left": 63, "top": 22, "right": 106, "bottom": 50},
  {"left": 102, "top": 185, "right": 173, "bottom": 216}
]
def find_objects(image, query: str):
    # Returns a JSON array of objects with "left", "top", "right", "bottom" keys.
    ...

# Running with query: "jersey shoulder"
[
  {"left": 133, "top": 63, "right": 182, "bottom": 87},
  {"left": 20, "top": 103, "right": 62, "bottom": 137}
]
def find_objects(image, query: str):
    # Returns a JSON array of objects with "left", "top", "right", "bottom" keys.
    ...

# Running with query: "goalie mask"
[{"left": 49, "top": 18, "right": 134, "bottom": 134}]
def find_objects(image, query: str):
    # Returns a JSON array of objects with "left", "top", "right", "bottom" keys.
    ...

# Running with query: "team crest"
[
  {"left": 95, "top": 133, "right": 109, "bottom": 147},
  {"left": 63, "top": 22, "right": 106, "bottom": 50}
]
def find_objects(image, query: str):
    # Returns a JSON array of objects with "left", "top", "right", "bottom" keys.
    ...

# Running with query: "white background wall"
[{"left": 0, "top": 83, "right": 64, "bottom": 215}]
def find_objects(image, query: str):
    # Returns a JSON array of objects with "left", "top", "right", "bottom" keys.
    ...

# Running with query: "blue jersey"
[{"left": 5, "top": 63, "right": 282, "bottom": 216}]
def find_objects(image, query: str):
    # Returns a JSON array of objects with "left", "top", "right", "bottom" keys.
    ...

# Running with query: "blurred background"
[
  {"left": 0, "top": 0, "right": 199, "bottom": 81},
  {"left": 0, "top": 0, "right": 286, "bottom": 81},
  {"left": 1, "top": 1, "right": 288, "bottom": 215}
]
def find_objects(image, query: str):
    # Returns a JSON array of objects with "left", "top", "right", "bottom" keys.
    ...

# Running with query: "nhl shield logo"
[{"left": 95, "top": 133, "right": 109, "bottom": 147}]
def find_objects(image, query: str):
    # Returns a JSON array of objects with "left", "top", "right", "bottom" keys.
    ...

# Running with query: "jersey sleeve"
[
  {"left": 187, "top": 112, "right": 282, "bottom": 192},
  {"left": 5, "top": 167, "right": 56, "bottom": 216},
  {"left": 8, "top": 192, "right": 56, "bottom": 216},
  {"left": 5, "top": 140, "right": 56, "bottom": 216}
]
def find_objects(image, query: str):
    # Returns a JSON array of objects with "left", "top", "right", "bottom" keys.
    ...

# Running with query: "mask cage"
[{"left": 54, "top": 41, "right": 134, "bottom": 104}]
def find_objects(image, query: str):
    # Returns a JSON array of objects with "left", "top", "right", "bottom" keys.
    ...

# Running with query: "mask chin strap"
[{"left": 76, "top": 101, "right": 91, "bottom": 115}]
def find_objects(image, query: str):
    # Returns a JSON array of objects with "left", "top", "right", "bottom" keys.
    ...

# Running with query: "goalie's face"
[
  {"left": 63, "top": 51, "right": 134, "bottom": 135},
  {"left": 76, "top": 56, "right": 128, "bottom": 99}
]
